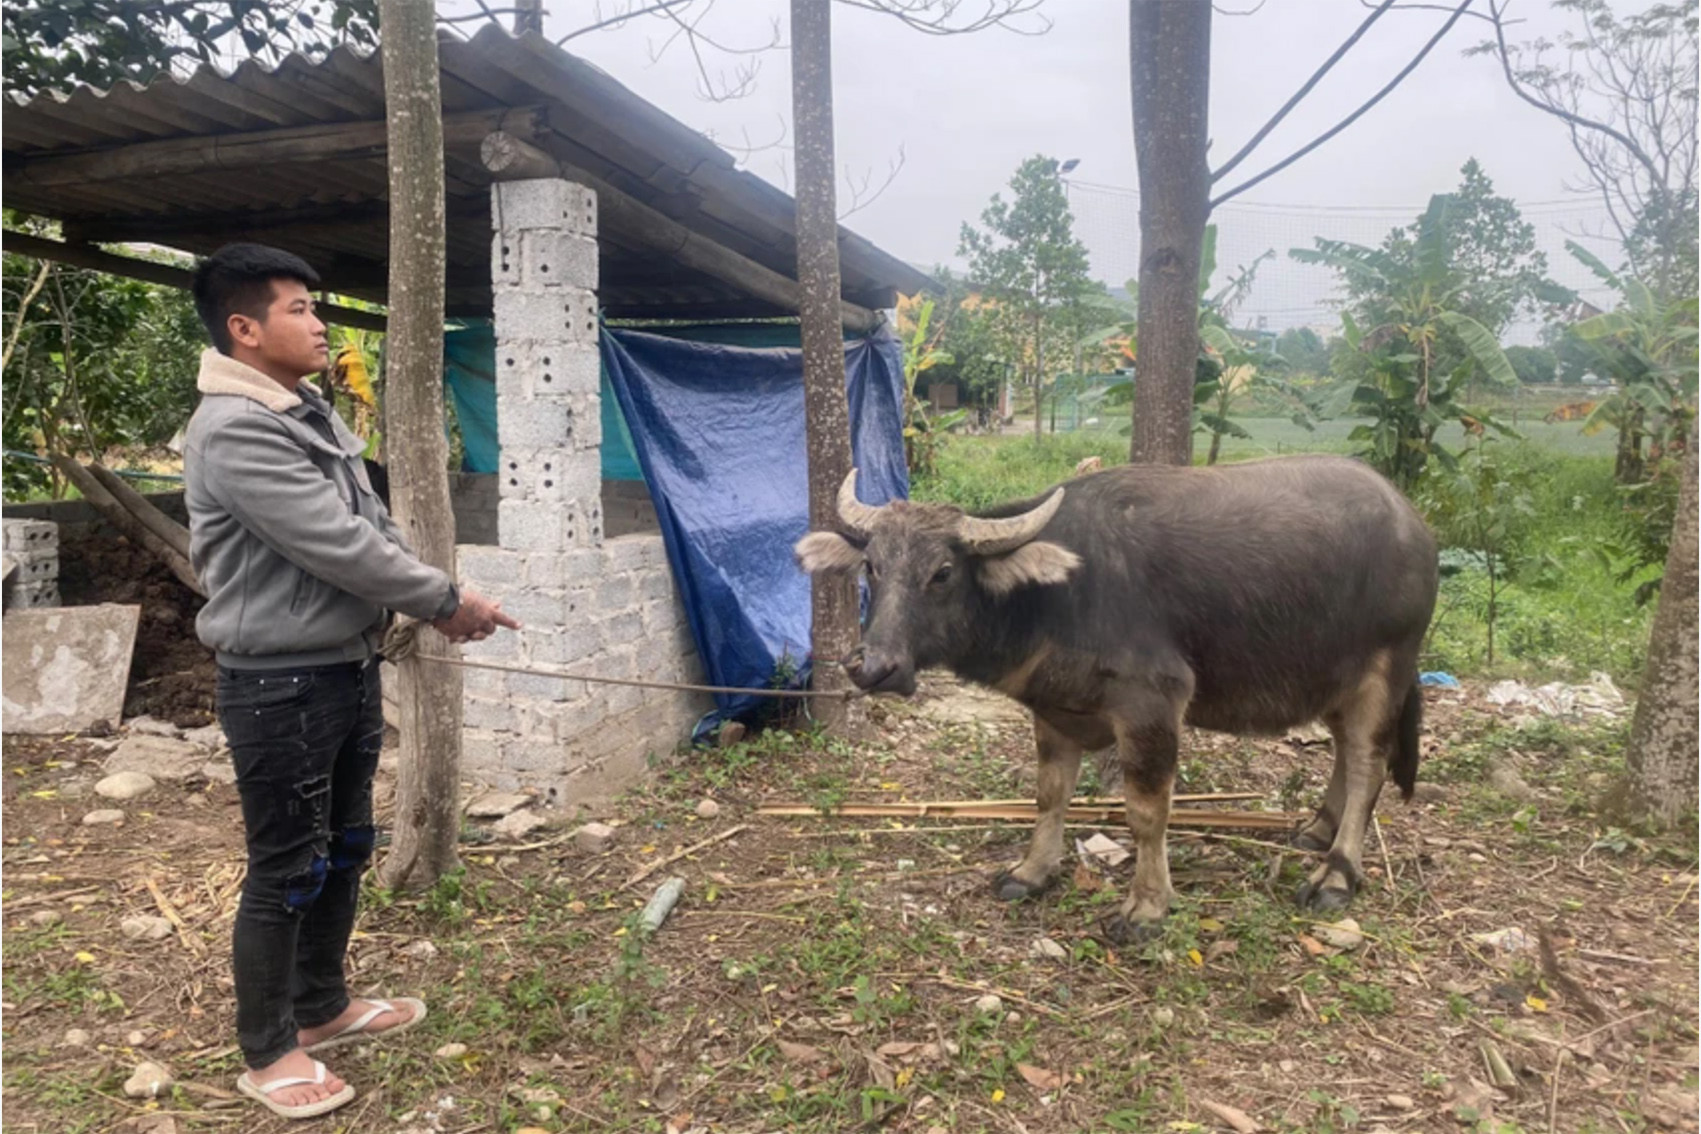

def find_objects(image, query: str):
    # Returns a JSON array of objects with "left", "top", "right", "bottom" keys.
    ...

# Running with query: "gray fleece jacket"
[{"left": 184, "top": 348, "right": 453, "bottom": 670}]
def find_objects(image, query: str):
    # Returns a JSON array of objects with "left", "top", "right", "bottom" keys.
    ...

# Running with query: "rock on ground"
[
  {"left": 82, "top": 809, "right": 126, "bottom": 825},
  {"left": 120, "top": 915, "right": 174, "bottom": 941},
  {"left": 493, "top": 809, "right": 550, "bottom": 839},
  {"left": 104, "top": 734, "right": 207, "bottom": 782},
  {"left": 95, "top": 771, "right": 157, "bottom": 801},
  {"left": 466, "top": 791, "right": 531, "bottom": 819},
  {"left": 122, "top": 1060, "right": 173, "bottom": 1098}
]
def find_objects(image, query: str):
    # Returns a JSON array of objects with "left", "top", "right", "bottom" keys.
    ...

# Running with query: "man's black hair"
[{"left": 191, "top": 243, "right": 322, "bottom": 355}]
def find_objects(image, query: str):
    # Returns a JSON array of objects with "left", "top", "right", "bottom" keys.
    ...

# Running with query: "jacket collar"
[{"left": 196, "top": 348, "right": 322, "bottom": 414}]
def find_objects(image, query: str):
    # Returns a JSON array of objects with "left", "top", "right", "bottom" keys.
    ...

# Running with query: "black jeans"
[{"left": 218, "top": 659, "right": 383, "bottom": 1069}]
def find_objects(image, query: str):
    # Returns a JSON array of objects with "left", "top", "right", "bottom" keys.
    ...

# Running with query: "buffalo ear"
[
  {"left": 977, "top": 540, "right": 1081, "bottom": 596},
  {"left": 795, "top": 531, "right": 864, "bottom": 575}
]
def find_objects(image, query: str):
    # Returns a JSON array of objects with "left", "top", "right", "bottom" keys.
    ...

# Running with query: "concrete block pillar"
[{"left": 489, "top": 179, "right": 604, "bottom": 551}]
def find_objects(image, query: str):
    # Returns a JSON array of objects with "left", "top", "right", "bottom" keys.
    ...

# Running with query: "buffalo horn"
[
  {"left": 956, "top": 488, "right": 1065, "bottom": 555},
  {"left": 836, "top": 468, "right": 885, "bottom": 537}
]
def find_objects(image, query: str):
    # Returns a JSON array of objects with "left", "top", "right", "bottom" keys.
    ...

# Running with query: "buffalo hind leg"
[
  {"left": 1292, "top": 739, "right": 1347, "bottom": 853},
  {"left": 992, "top": 716, "right": 1082, "bottom": 901},
  {"left": 1298, "top": 657, "right": 1395, "bottom": 912},
  {"left": 1103, "top": 716, "right": 1180, "bottom": 945}
]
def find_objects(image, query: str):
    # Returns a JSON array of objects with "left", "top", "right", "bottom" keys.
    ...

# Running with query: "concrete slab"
[{"left": 2, "top": 604, "right": 141, "bottom": 735}]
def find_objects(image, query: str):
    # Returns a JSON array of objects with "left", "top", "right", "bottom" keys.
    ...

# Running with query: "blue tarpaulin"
[
  {"left": 443, "top": 321, "right": 909, "bottom": 730},
  {"left": 601, "top": 325, "right": 908, "bottom": 729}
]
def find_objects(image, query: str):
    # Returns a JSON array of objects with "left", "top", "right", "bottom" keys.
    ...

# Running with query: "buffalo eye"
[{"left": 929, "top": 562, "right": 953, "bottom": 587}]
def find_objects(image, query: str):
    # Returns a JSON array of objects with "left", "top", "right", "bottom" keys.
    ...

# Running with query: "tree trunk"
[
  {"left": 1623, "top": 441, "right": 1698, "bottom": 828},
  {"left": 375, "top": 0, "right": 463, "bottom": 892},
  {"left": 1128, "top": 0, "right": 1211, "bottom": 466},
  {"left": 790, "top": 0, "right": 859, "bottom": 733}
]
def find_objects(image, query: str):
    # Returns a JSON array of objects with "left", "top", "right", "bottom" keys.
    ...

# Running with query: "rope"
[{"left": 379, "top": 617, "right": 858, "bottom": 701}]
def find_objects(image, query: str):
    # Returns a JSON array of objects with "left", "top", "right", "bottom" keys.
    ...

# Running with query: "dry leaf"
[
  {"left": 1297, "top": 934, "right": 1328, "bottom": 957},
  {"left": 1072, "top": 862, "right": 1103, "bottom": 892},
  {"left": 664, "top": 1112, "right": 694, "bottom": 1134},
  {"left": 1016, "top": 1063, "right": 1066, "bottom": 1091},
  {"left": 1205, "top": 939, "right": 1240, "bottom": 963},
  {"left": 865, "top": 1052, "right": 896, "bottom": 1091},
  {"left": 1200, "top": 1099, "right": 1261, "bottom": 1133},
  {"left": 876, "top": 1040, "right": 938, "bottom": 1060},
  {"left": 776, "top": 1039, "right": 828, "bottom": 1065},
  {"left": 634, "top": 1045, "right": 657, "bottom": 1078}
]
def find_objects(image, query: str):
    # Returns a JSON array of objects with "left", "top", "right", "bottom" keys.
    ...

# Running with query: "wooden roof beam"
[
  {"left": 481, "top": 130, "right": 881, "bottom": 335},
  {"left": 1, "top": 231, "right": 389, "bottom": 333},
  {"left": 5, "top": 105, "right": 547, "bottom": 188}
]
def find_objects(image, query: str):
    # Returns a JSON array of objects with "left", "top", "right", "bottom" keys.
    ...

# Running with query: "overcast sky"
[{"left": 443, "top": 0, "right": 1629, "bottom": 333}]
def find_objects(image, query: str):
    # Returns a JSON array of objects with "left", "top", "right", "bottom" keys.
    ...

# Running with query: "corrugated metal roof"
[{"left": 2, "top": 25, "right": 930, "bottom": 321}]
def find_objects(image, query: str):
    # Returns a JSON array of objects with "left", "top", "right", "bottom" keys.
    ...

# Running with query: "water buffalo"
[{"left": 795, "top": 455, "right": 1438, "bottom": 942}]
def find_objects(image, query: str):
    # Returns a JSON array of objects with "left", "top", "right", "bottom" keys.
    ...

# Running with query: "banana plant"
[
  {"left": 1563, "top": 241, "right": 1698, "bottom": 484},
  {"left": 899, "top": 297, "right": 963, "bottom": 477},
  {"left": 1291, "top": 195, "right": 1519, "bottom": 487}
]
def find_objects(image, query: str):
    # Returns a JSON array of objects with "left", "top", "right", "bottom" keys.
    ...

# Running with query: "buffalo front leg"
[
  {"left": 992, "top": 716, "right": 1082, "bottom": 901},
  {"left": 1104, "top": 717, "right": 1179, "bottom": 944}
]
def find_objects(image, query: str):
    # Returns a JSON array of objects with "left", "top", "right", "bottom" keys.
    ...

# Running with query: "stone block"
[
  {"left": 593, "top": 575, "right": 634, "bottom": 611},
  {"left": 527, "top": 625, "right": 599, "bottom": 666},
  {"left": 104, "top": 734, "right": 206, "bottom": 781},
  {"left": 460, "top": 731, "right": 506, "bottom": 772},
  {"left": 525, "top": 548, "right": 604, "bottom": 588},
  {"left": 492, "top": 288, "right": 599, "bottom": 347},
  {"left": 497, "top": 397, "right": 576, "bottom": 453},
  {"left": 491, "top": 232, "right": 523, "bottom": 289},
  {"left": 7, "top": 579, "right": 60, "bottom": 609},
  {"left": 2, "top": 603, "right": 140, "bottom": 734},
  {"left": 502, "top": 590, "right": 566, "bottom": 630},
  {"left": 604, "top": 536, "right": 652, "bottom": 575},
  {"left": 462, "top": 696, "right": 518, "bottom": 733},
  {"left": 457, "top": 546, "right": 525, "bottom": 588},
  {"left": 606, "top": 683, "right": 644, "bottom": 716},
  {"left": 523, "top": 229, "right": 598, "bottom": 289},
  {"left": 462, "top": 629, "right": 521, "bottom": 661},
  {"left": 597, "top": 610, "right": 643, "bottom": 647},
  {"left": 495, "top": 341, "right": 600, "bottom": 400},
  {"left": 2, "top": 519, "right": 57, "bottom": 552},
  {"left": 637, "top": 569, "right": 675, "bottom": 602},
  {"left": 575, "top": 821, "right": 617, "bottom": 854},
  {"left": 506, "top": 740, "right": 568, "bottom": 774},
  {"left": 499, "top": 498, "right": 565, "bottom": 552},
  {"left": 460, "top": 666, "right": 507, "bottom": 697},
  {"left": 8, "top": 549, "right": 57, "bottom": 585},
  {"left": 509, "top": 671, "right": 573, "bottom": 701},
  {"left": 557, "top": 691, "right": 609, "bottom": 737},
  {"left": 492, "top": 178, "right": 597, "bottom": 236}
]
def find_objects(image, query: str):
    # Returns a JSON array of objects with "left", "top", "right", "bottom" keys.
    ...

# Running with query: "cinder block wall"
[
  {"left": 457, "top": 178, "right": 710, "bottom": 810},
  {"left": 2, "top": 519, "right": 60, "bottom": 609}
]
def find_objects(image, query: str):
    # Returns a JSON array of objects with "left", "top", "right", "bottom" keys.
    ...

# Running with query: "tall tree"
[
  {"left": 2, "top": 0, "right": 378, "bottom": 98},
  {"left": 1129, "top": 0, "right": 1477, "bottom": 464},
  {"left": 1622, "top": 439, "right": 1698, "bottom": 828},
  {"left": 790, "top": 0, "right": 860, "bottom": 732},
  {"left": 374, "top": 0, "right": 461, "bottom": 892},
  {"left": 959, "top": 157, "right": 1100, "bottom": 440},
  {"left": 1128, "top": 0, "right": 1211, "bottom": 465},
  {"left": 1478, "top": 0, "right": 1699, "bottom": 300}
]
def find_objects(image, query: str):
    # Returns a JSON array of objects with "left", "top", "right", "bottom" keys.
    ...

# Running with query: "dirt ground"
[
  {"left": 55, "top": 534, "right": 214, "bottom": 728},
  {"left": 2, "top": 663, "right": 1696, "bottom": 1134}
]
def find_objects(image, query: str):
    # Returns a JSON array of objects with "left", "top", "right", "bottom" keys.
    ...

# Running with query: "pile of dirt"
[{"left": 56, "top": 534, "right": 214, "bottom": 727}]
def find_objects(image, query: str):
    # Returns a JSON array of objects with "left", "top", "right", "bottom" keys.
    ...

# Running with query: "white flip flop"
[
  {"left": 304, "top": 996, "right": 428, "bottom": 1054},
  {"left": 236, "top": 1058, "right": 355, "bottom": 1119}
]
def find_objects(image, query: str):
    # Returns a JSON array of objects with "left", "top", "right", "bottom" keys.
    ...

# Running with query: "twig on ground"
[
  {"left": 4, "top": 886, "right": 101, "bottom": 911},
  {"left": 620, "top": 824, "right": 749, "bottom": 891},
  {"left": 146, "top": 875, "right": 206, "bottom": 956}
]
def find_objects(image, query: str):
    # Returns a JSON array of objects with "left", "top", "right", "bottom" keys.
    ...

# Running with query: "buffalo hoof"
[
  {"left": 1101, "top": 914, "right": 1165, "bottom": 946},
  {"left": 1289, "top": 825, "right": 1333, "bottom": 854},
  {"left": 990, "top": 869, "right": 1056, "bottom": 902},
  {"left": 1295, "top": 878, "right": 1355, "bottom": 913}
]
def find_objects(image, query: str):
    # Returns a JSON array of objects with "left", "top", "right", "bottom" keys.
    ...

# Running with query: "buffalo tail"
[{"left": 1391, "top": 683, "right": 1422, "bottom": 801}]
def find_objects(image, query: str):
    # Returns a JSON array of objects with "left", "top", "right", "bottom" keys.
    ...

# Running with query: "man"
[{"left": 183, "top": 243, "right": 519, "bottom": 1119}]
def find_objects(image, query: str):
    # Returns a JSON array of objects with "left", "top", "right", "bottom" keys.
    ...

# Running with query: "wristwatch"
[{"left": 434, "top": 582, "right": 462, "bottom": 621}]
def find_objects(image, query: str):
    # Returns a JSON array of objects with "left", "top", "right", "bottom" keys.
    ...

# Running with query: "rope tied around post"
[{"left": 378, "top": 617, "right": 861, "bottom": 701}]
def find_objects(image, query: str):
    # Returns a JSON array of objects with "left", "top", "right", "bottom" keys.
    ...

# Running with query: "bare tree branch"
[
  {"left": 556, "top": 0, "right": 694, "bottom": 43},
  {"left": 1211, "top": 0, "right": 1397, "bottom": 184},
  {"left": 836, "top": 0, "right": 1051, "bottom": 36},
  {"left": 1211, "top": 0, "right": 1476, "bottom": 209},
  {"left": 838, "top": 144, "right": 906, "bottom": 218}
]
